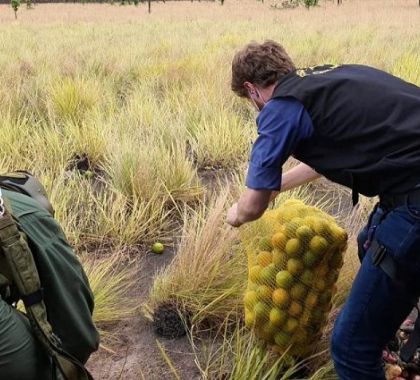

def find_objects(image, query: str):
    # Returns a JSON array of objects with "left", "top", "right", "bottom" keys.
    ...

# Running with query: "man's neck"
[{"left": 260, "top": 84, "right": 276, "bottom": 102}]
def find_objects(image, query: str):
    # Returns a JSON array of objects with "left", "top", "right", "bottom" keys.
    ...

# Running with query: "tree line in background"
[{"left": 6, "top": 0, "right": 420, "bottom": 22}]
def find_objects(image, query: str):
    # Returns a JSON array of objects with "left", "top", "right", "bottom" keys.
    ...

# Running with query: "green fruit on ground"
[
  {"left": 309, "top": 236, "right": 329, "bottom": 255},
  {"left": 152, "top": 242, "right": 164, "bottom": 254},
  {"left": 274, "top": 331, "right": 291, "bottom": 348},
  {"left": 244, "top": 309, "right": 255, "bottom": 328},
  {"left": 301, "top": 270, "right": 314, "bottom": 286},
  {"left": 269, "top": 308, "right": 287, "bottom": 327},
  {"left": 302, "top": 251, "right": 320, "bottom": 268},
  {"left": 285, "top": 317, "right": 299, "bottom": 333},
  {"left": 289, "top": 301, "right": 303, "bottom": 317},
  {"left": 259, "top": 263, "right": 277, "bottom": 284},
  {"left": 296, "top": 225, "right": 314, "bottom": 242},
  {"left": 287, "top": 258, "right": 304, "bottom": 276},
  {"left": 256, "top": 285, "right": 273, "bottom": 301},
  {"left": 84, "top": 170, "right": 94, "bottom": 179},
  {"left": 285, "top": 238, "right": 302, "bottom": 257},
  {"left": 244, "top": 290, "right": 258, "bottom": 309},
  {"left": 258, "top": 237, "right": 273, "bottom": 251},
  {"left": 290, "top": 283, "right": 307, "bottom": 300},
  {"left": 276, "top": 270, "right": 294, "bottom": 289},
  {"left": 272, "top": 288, "right": 290, "bottom": 307},
  {"left": 271, "top": 232, "right": 288, "bottom": 250},
  {"left": 254, "top": 302, "right": 269, "bottom": 323},
  {"left": 257, "top": 251, "right": 273, "bottom": 267},
  {"left": 249, "top": 265, "right": 263, "bottom": 283}
]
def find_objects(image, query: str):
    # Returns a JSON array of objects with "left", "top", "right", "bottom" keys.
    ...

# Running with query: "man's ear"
[{"left": 243, "top": 81, "right": 255, "bottom": 95}]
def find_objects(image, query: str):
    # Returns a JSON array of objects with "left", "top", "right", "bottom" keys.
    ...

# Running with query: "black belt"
[{"left": 379, "top": 187, "right": 420, "bottom": 210}]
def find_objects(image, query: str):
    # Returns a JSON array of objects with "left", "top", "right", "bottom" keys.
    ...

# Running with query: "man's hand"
[
  {"left": 226, "top": 203, "right": 242, "bottom": 227},
  {"left": 226, "top": 189, "right": 272, "bottom": 228}
]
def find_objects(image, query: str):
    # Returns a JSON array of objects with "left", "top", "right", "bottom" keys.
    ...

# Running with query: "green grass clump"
[{"left": 147, "top": 190, "right": 248, "bottom": 327}]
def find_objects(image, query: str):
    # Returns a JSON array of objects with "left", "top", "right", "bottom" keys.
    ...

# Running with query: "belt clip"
[{"left": 372, "top": 244, "right": 386, "bottom": 266}]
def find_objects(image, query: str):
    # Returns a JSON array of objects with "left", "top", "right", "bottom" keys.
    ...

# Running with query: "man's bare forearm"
[
  {"left": 227, "top": 163, "right": 321, "bottom": 227},
  {"left": 270, "top": 162, "right": 321, "bottom": 201}
]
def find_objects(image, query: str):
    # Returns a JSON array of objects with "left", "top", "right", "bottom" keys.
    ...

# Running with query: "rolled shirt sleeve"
[{"left": 245, "top": 97, "right": 314, "bottom": 191}]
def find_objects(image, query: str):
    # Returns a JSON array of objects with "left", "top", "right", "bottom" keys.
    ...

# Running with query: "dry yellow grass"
[{"left": 0, "top": 1, "right": 419, "bottom": 377}]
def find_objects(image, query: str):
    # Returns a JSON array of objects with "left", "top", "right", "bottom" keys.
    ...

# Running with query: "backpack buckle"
[
  {"left": 371, "top": 243, "right": 386, "bottom": 266},
  {"left": 0, "top": 188, "right": 5, "bottom": 218}
]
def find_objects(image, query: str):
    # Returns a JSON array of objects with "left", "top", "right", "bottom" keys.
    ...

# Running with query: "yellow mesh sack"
[{"left": 243, "top": 199, "right": 347, "bottom": 357}]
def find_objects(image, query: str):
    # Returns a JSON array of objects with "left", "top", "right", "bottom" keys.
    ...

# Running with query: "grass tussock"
[
  {"left": 192, "top": 320, "right": 337, "bottom": 380},
  {"left": 82, "top": 251, "right": 138, "bottom": 340},
  {"left": 147, "top": 190, "right": 247, "bottom": 326},
  {"left": 45, "top": 173, "right": 173, "bottom": 248}
]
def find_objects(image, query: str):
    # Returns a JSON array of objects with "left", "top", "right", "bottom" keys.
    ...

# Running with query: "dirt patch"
[
  {"left": 86, "top": 249, "right": 201, "bottom": 380},
  {"left": 198, "top": 167, "right": 239, "bottom": 195},
  {"left": 86, "top": 167, "right": 240, "bottom": 380}
]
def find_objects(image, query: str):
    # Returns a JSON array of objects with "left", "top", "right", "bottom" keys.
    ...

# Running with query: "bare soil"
[{"left": 86, "top": 249, "right": 201, "bottom": 380}]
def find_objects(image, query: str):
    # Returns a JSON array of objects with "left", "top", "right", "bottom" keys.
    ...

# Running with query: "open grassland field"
[{"left": 1, "top": 0, "right": 420, "bottom": 378}]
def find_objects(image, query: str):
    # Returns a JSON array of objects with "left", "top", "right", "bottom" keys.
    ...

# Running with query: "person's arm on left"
[{"left": 226, "top": 98, "right": 314, "bottom": 227}]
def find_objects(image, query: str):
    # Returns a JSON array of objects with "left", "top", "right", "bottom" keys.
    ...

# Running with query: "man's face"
[
  {"left": 245, "top": 83, "right": 266, "bottom": 112},
  {"left": 248, "top": 90, "right": 264, "bottom": 112}
]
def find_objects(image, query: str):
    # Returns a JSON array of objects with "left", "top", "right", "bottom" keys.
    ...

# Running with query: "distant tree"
[
  {"left": 11, "top": 0, "right": 20, "bottom": 19},
  {"left": 301, "top": 0, "right": 317, "bottom": 8},
  {"left": 26, "top": 0, "right": 33, "bottom": 9}
]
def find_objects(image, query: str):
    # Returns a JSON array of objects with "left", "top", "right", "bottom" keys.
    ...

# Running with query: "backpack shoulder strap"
[{"left": 0, "top": 189, "right": 93, "bottom": 380}]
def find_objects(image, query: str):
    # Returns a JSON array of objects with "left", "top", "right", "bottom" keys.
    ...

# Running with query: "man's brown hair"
[{"left": 231, "top": 40, "right": 295, "bottom": 98}]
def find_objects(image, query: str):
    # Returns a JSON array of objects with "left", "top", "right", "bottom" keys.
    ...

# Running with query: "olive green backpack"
[{"left": 0, "top": 171, "right": 99, "bottom": 380}]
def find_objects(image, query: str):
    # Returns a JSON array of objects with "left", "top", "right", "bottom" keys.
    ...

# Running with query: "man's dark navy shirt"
[{"left": 245, "top": 98, "right": 314, "bottom": 191}]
